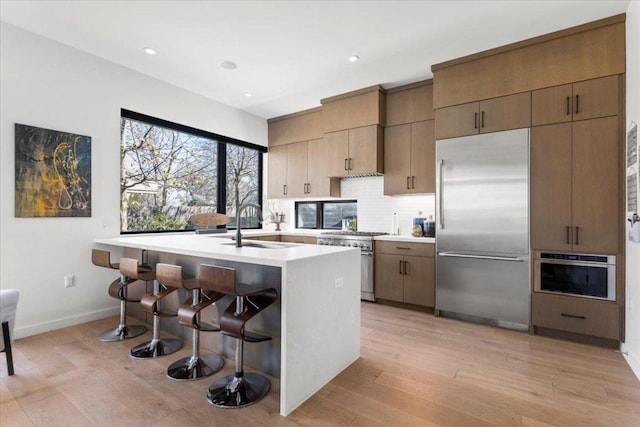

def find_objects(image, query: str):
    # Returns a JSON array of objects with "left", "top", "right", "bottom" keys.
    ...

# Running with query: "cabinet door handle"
[
  {"left": 349, "top": 158, "right": 353, "bottom": 170},
  {"left": 561, "top": 313, "right": 586, "bottom": 320},
  {"left": 575, "top": 226, "right": 580, "bottom": 245},
  {"left": 403, "top": 261, "right": 408, "bottom": 275},
  {"left": 481, "top": 111, "right": 485, "bottom": 128},
  {"left": 396, "top": 247, "right": 411, "bottom": 250},
  {"left": 406, "top": 176, "right": 410, "bottom": 189},
  {"left": 344, "top": 158, "right": 348, "bottom": 171},
  {"left": 474, "top": 112, "right": 478, "bottom": 129},
  {"left": 283, "top": 184, "right": 287, "bottom": 195},
  {"left": 566, "top": 96, "right": 571, "bottom": 115},
  {"left": 412, "top": 176, "right": 415, "bottom": 189},
  {"left": 399, "top": 260, "right": 403, "bottom": 275},
  {"left": 566, "top": 226, "right": 571, "bottom": 245},
  {"left": 575, "top": 94, "right": 580, "bottom": 114},
  {"left": 307, "top": 183, "right": 311, "bottom": 194}
]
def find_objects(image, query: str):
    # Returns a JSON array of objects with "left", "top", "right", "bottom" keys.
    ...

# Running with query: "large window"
[{"left": 120, "top": 110, "right": 264, "bottom": 233}]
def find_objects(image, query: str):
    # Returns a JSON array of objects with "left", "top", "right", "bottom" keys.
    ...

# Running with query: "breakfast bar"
[{"left": 94, "top": 233, "right": 361, "bottom": 416}]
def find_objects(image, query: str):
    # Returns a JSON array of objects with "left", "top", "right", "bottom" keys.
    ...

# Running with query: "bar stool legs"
[
  {"left": 167, "top": 287, "right": 224, "bottom": 381},
  {"left": 98, "top": 273, "right": 147, "bottom": 342},
  {"left": 130, "top": 279, "right": 182, "bottom": 359},
  {"left": 207, "top": 293, "right": 274, "bottom": 408}
]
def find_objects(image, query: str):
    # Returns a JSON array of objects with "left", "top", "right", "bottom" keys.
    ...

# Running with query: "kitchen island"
[{"left": 94, "top": 233, "right": 360, "bottom": 416}]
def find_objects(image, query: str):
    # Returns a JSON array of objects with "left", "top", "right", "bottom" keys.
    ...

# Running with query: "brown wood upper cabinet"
[
  {"left": 532, "top": 75, "right": 620, "bottom": 126},
  {"left": 384, "top": 120, "right": 435, "bottom": 195},
  {"left": 435, "top": 92, "right": 531, "bottom": 140},
  {"left": 321, "top": 86, "right": 386, "bottom": 133},
  {"left": 386, "top": 81, "right": 434, "bottom": 126},
  {"left": 324, "top": 125, "right": 383, "bottom": 177},
  {"left": 530, "top": 117, "right": 619, "bottom": 254},
  {"left": 268, "top": 139, "right": 340, "bottom": 199},
  {"left": 268, "top": 107, "right": 323, "bottom": 147}
]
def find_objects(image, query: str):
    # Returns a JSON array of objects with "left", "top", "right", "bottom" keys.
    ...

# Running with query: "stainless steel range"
[{"left": 317, "top": 231, "right": 388, "bottom": 302}]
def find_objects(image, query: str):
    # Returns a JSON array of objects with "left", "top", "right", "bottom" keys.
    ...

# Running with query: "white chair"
[{"left": 0, "top": 289, "right": 20, "bottom": 376}]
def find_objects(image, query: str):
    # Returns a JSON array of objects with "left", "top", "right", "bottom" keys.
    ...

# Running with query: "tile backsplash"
[{"left": 266, "top": 176, "right": 435, "bottom": 235}]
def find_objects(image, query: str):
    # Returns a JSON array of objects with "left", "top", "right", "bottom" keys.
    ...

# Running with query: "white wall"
[
  {"left": 0, "top": 23, "right": 267, "bottom": 338},
  {"left": 623, "top": 1, "right": 640, "bottom": 379},
  {"left": 268, "top": 177, "right": 435, "bottom": 235}
]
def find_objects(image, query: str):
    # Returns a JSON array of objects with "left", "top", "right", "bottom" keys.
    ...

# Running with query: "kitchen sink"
[{"left": 220, "top": 241, "right": 296, "bottom": 249}]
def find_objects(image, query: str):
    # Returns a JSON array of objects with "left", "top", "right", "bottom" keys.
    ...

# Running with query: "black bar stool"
[
  {"left": 91, "top": 250, "right": 149, "bottom": 342},
  {"left": 205, "top": 265, "right": 278, "bottom": 408},
  {"left": 130, "top": 263, "right": 182, "bottom": 359},
  {"left": 166, "top": 263, "right": 226, "bottom": 381}
]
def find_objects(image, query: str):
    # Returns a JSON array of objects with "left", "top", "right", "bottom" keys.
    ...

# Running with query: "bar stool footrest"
[
  {"left": 206, "top": 373, "right": 271, "bottom": 408},
  {"left": 221, "top": 330, "right": 272, "bottom": 343}
]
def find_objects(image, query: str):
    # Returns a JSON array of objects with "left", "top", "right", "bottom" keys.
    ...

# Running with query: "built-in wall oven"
[{"left": 534, "top": 251, "right": 616, "bottom": 301}]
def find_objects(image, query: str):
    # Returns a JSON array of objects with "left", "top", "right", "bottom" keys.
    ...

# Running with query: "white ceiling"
[{"left": 0, "top": 0, "right": 630, "bottom": 120}]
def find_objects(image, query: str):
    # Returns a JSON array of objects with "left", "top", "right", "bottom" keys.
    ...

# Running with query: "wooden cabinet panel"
[
  {"left": 479, "top": 92, "right": 531, "bottom": 133},
  {"left": 374, "top": 253, "right": 404, "bottom": 302},
  {"left": 432, "top": 19, "right": 625, "bottom": 109},
  {"left": 348, "top": 125, "right": 383, "bottom": 176},
  {"left": 411, "top": 120, "right": 436, "bottom": 194},
  {"left": 532, "top": 84, "right": 573, "bottom": 126},
  {"left": 572, "top": 117, "right": 619, "bottom": 254},
  {"left": 386, "top": 83, "right": 434, "bottom": 126},
  {"left": 435, "top": 102, "right": 479, "bottom": 139},
  {"left": 530, "top": 123, "right": 573, "bottom": 251},
  {"left": 267, "top": 145, "right": 288, "bottom": 198},
  {"left": 383, "top": 124, "right": 411, "bottom": 195},
  {"left": 286, "top": 141, "right": 308, "bottom": 198},
  {"left": 321, "top": 86, "right": 385, "bottom": 133},
  {"left": 375, "top": 241, "right": 435, "bottom": 257},
  {"left": 532, "top": 76, "right": 619, "bottom": 126},
  {"left": 306, "top": 138, "right": 340, "bottom": 198},
  {"left": 268, "top": 107, "right": 323, "bottom": 147},
  {"left": 532, "top": 292, "right": 620, "bottom": 340},
  {"left": 572, "top": 75, "right": 619, "bottom": 121},
  {"left": 403, "top": 256, "right": 434, "bottom": 307},
  {"left": 323, "top": 130, "right": 350, "bottom": 178},
  {"left": 280, "top": 235, "right": 317, "bottom": 244}
]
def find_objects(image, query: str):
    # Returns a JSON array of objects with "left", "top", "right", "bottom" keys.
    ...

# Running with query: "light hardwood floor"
[{"left": 1, "top": 303, "right": 639, "bottom": 426}]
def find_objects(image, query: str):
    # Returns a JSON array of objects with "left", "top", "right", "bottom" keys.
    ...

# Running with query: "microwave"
[{"left": 534, "top": 252, "right": 616, "bottom": 301}]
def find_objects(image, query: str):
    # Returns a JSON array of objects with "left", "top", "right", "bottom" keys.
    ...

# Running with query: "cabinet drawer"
[
  {"left": 375, "top": 241, "right": 434, "bottom": 257},
  {"left": 531, "top": 292, "right": 620, "bottom": 340},
  {"left": 280, "top": 235, "right": 317, "bottom": 244}
]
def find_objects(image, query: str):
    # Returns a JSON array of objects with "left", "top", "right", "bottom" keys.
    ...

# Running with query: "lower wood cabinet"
[
  {"left": 280, "top": 235, "right": 317, "bottom": 244},
  {"left": 531, "top": 292, "right": 620, "bottom": 340},
  {"left": 374, "top": 241, "right": 434, "bottom": 307}
]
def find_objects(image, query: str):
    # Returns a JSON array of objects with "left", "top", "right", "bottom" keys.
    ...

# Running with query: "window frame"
[{"left": 120, "top": 109, "right": 266, "bottom": 234}]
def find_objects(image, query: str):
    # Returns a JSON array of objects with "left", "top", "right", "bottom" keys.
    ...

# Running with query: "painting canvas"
[{"left": 15, "top": 123, "right": 91, "bottom": 217}]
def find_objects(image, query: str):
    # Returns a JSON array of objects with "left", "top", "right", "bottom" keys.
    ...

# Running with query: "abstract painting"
[{"left": 15, "top": 123, "right": 91, "bottom": 217}]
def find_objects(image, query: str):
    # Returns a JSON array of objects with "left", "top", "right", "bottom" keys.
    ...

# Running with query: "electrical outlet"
[
  {"left": 64, "top": 274, "right": 76, "bottom": 288},
  {"left": 335, "top": 277, "right": 344, "bottom": 288}
]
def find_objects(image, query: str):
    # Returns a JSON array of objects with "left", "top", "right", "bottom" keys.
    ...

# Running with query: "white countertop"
[
  {"left": 95, "top": 232, "right": 357, "bottom": 267},
  {"left": 374, "top": 235, "right": 435, "bottom": 244}
]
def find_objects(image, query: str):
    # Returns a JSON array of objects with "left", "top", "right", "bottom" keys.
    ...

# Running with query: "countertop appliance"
[
  {"left": 435, "top": 128, "right": 530, "bottom": 331},
  {"left": 317, "top": 231, "right": 388, "bottom": 302}
]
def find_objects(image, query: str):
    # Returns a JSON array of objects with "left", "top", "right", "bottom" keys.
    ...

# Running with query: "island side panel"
[{"left": 280, "top": 249, "right": 360, "bottom": 416}]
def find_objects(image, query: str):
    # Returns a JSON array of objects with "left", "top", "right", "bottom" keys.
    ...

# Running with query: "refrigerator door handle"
[
  {"left": 438, "top": 252, "right": 526, "bottom": 262},
  {"left": 438, "top": 159, "right": 444, "bottom": 229}
]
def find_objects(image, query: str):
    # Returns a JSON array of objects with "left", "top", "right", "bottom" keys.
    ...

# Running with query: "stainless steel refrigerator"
[{"left": 435, "top": 128, "right": 530, "bottom": 331}]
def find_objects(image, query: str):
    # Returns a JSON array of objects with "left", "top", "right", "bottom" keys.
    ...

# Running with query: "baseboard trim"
[
  {"left": 621, "top": 343, "right": 640, "bottom": 381},
  {"left": 13, "top": 306, "right": 120, "bottom": 339}
]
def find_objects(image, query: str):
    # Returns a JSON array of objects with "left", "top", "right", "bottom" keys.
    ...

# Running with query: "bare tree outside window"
[{"left": 226, "top": 144, "right": 260, "bottom": 228}]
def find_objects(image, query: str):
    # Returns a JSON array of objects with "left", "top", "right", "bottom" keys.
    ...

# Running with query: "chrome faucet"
[{"left": 235, "top": 203, "right": 263, "bottom": 247}]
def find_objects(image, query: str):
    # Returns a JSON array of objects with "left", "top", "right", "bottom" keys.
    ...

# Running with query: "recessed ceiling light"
[
  {"left": 143, "top": 47, "right": 156, "bottom": 55},
  {"left": 348, "top": 55, "right": 360, "bottom": 62},
  {"left": 220, "top": 61, "right": 238, "bottom": 70},
  {"left": 244, "top": 93, "right": 253, "bottom": 98}
]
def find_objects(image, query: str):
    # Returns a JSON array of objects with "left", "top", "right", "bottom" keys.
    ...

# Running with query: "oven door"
[{"left": 534, "top": 257, "right": 616, "bottom": 301}]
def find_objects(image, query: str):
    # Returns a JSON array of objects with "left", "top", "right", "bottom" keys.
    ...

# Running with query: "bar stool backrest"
[
  {"left": 199, "top": 264, "right": 236, "bottom": 295},
  {"left": 92, "top": 249, "right": 117, "bottom": 269},
  {"left": 156, "top": 263, "right": 190, "bottom": 289},
  {"left": 120, "top": 257, "right": 154, "bottom": 281}
]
